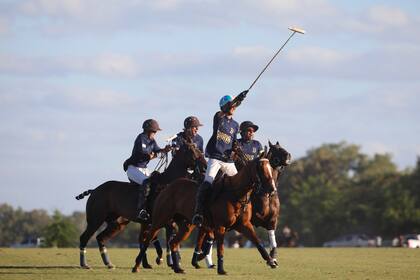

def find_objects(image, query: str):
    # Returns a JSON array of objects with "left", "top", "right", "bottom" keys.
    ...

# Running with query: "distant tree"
[
  {"left": 43, "top": 210, "right": 78, "bottom": 247},
  {"left": 0, "top": 204, "right": 23, "bottom": 245}
]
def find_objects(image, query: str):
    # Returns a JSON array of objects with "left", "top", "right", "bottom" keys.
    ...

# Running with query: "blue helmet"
[{"left": 219, "top": 95, "right": 233, "bottom": 108}]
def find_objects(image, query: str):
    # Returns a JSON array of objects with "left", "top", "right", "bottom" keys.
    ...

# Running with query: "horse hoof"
[
  {"left": 142, "top": 263, "right": 153, "bottom": 269},
  {"left": 81, "top": 265, "right": 91, "bottom": 270},
  {"left": 131, "top": 267, "right": 139, "bottom": 273},
  {"left": 156, "top": 257, "right": 163, "bottom": 265},
  {"left": 208, "top": 264, "right": 216, "bottom": 269},
  {"left": 267, "top": 259, "right": 277, "bottom": 268},
  {"left": 107, "top": 263, "right": 115, "bottom": 269},
  {"left": 217, "top": 269, "right": 227, "bottom": 275},
  {"left": 173, "top": 267, "right": 185, "bottom": 274},
  {"left": 273, "top": 259, "right": 278, "bottom": 266},
  {"left": 191, "top": 262, "right": 200, "bottom": 269}
]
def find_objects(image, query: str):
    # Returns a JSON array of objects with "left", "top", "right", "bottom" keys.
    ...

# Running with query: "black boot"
[
  {"left": 137, "top": 179, "right": 151, "bottom": 222},
  {"left": 192, "top": 181, "right": 212, "bottom": 226}
]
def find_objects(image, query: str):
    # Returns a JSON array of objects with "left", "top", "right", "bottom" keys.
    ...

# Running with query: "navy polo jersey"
[
  {"left": 205, "top": 112, "right": 239, "bottom": 162},
  {"left": 237, "top": 138, "right": 263, "bottom": 161},
  {"left": 172, "top": 132, "right": 204, "bottom": 153},
  {"left": 131, "top": 132, "right": 161, "bottom": 168}
]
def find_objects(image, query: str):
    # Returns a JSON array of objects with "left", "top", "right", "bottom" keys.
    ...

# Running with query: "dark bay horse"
[
  {"left": 192, "top": 141, "right": 291, "bottom": 268},
  {"left": 75, "top": 141, "right": 205, "bottom": 269},
  {"left": 131, "top": 155, "right": 278, "bottom": 275}
]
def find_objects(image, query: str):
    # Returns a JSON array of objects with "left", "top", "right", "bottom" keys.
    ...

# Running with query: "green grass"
[{"left": 0, "top": 247, "right": 419, "bottom": 279}]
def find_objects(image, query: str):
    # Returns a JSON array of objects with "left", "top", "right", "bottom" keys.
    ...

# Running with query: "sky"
[{"left": 0, "top": 0, "right": 419, "bottom": 214}]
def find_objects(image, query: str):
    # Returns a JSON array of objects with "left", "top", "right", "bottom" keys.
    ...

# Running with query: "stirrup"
[
  {"left": 192, "top": 214, "right": 204, "bottom": 227},
  {"left": 138, "top": 209, "right": 150, "bottom": 221}
]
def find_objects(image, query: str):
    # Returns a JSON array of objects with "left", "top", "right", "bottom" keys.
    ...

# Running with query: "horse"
[
  {"left": 191, "top": 141, "right": 291, "bottom": 268},
  {"left": 131, "top": 153, "right": 279, "bottom": 275},
  {"left": 75, "top": 140, "right": 206, "bottom": 269},
  {"left": 250, "top": 141, "right": 291, "bottom": 265}
]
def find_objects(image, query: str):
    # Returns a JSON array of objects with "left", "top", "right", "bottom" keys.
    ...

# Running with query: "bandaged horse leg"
[
  {"left": 169, "top": 222, "right": 194, "bottom": 273},
  {"left": 268, "top": 229, "right": 278, "bottom": 266},
  {"left": 79, "top": 220, "right": 103, "bottom": 269},
  {"left": 205, "top": 243, "right": 215, "bottom": 268},
  {"left": 215, "top": 226, "right": 227, "bottom": 275},
  {"left": 138, "top": 225, "right": 153, "bottom": 269},
  {"left": 191, "top": 228, "right": 206, "bottom": 269},
  {"left": 235, "top": 222, "right": 277, "bottom": 268},
  {"left": 152, "top": 238, "right": 163, "bottom": 265},
  {"left": 79, "top": 248, "right": 89, "bottom": 269},
  {"left": 96, "top": 220, "right": 128, "bottom": 269},
  {"left": 166, "top": 224, "right": 176, "bottom": 267},
  {"left": 132, "top": 227, "right": 160, "bottom": 273}
]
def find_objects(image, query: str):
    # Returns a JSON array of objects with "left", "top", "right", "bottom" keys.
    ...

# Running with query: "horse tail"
[{"left": 75, "top": 189, "right": 94, "bottom": 200}]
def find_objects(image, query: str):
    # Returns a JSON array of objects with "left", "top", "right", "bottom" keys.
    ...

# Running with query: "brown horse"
[
  {"left": 131, "top": 155, "right": 278, "bottom": 275},
  {"left": 191, "top": 141, "right": 291, "bottom": 268},
  {"left": 75, "top": 140, "right": 205, "bottom": 269},
  {"left": 250, "top": 141, "right": 291, "bottom": 265}
]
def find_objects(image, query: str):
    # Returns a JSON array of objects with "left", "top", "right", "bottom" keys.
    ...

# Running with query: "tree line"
[
  {"left": 1, "top": 142, "right": 419, "bottom": 247},
  {"left": 277, "top": 142, "right": 420, "bottom": 246}
]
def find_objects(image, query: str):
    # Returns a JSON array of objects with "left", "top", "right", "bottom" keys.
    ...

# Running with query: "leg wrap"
[
  {"left": 205, "top": 243, "right": 214, "bottom": 267},
  {"left": 100, "top": 247, "right": 111, "bottom": 265},
  {"left": 80, "top": 248, "right": 88, "bottom": 267},
  {"left": 256, "top": 243, "right": 270, "bottom": 261},
  {"left": 153, "top": 239, "right": 163, "bottom": 257},
  {"left": 217, "top": 255, "right": 226, "bottom": 274},
  {"left": 268, "top": 230, "right": 277, "bottom": 250}
]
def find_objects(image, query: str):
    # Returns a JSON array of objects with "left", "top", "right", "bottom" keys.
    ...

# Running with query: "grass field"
[{"left": 1, "top": 247, "right": 419, "bottom": 280}]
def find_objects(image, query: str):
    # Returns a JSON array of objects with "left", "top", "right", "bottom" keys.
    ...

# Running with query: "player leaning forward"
[{"left": 192, "top": 90, "right": 248, "bottom": 226}]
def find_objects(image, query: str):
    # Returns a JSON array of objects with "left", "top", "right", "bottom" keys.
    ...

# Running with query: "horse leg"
[
  {"left": 191, "top": 227, "right": 207, "bottom": 268},
  {"left": 169, "top": 222, "right": 195, "bottom": 274},
  {"left": 132, "top": 226, "right": 161, "bottom": 273},
  {"left": 137, "top": 224, "right": 153, "bottom": 269},
  {"left": 214, "top": 227, "right": 227, "bottom": 275},
  {"left": 235, "top": 222, "right": 277, "bottom": 268},
  {"left": 96, "top": 219, "right": 128, "bottom": 269},
  {"left": 152, "top": 237, "right": 163, "bottom": 265},
  {"left": 197, "top": 230, "right": 214, "bottom": 261},
  {"left": 165, "top": 223, "right": 175, "bottom": 267},
  {"left": 204, "top": 234, "right": 215, "bottom": 268},
  {"left": 267, "top": 229, "right": 278, "bottom": 266},
  {"left": 79, "top": 221, "right": 103, "bottom": 269}
]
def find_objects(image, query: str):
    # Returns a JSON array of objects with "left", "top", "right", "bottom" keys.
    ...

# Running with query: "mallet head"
[{"left": 288, "top": 27, "right": 306, "bottom": 34}]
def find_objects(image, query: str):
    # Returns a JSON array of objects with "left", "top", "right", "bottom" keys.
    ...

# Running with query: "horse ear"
[
  {"left": 268, "top": 140, "right": 273, "bottom": 148},
  {"left": 276, "top": 141, "right": 280, "bottom": 146},
  {"left": 263, "top": 145, "right": 268, "bottom": 158},
  {"left": 266, "top": 147, "right": 272, "bottom": 159}
]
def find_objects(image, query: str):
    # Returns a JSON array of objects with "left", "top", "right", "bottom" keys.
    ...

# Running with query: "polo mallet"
[
  {"left": 232, "top": 26, "right": 305, "bottom": 106},
  {"left": 248, "top": 27, "right": 305, "bottom": 91}
]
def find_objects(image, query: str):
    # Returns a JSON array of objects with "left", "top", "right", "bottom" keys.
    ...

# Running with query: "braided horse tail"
[{"left": 75, "top": 189, "right": 93, "bottom": 200}]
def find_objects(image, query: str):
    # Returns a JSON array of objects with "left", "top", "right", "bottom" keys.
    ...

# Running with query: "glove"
[
  {"left": 231, "top": 90, "right": 248, "bottom": 108},
  {"left": 163, "top": 145, "right": 172, "bottom": 153},
  {"left": 237, "top": 90, "right": 248, "bottom": 102}
]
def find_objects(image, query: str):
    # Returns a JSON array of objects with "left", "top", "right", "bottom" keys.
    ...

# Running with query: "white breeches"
[
  {"left": 126, "top": 165, "right": 150, "bottom": 185},
  {"left": 204, "top": 158, "right": 238, "bottom": 184}
]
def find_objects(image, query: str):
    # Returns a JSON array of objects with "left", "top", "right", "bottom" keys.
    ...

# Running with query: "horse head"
[
  {"left": 249, "top": 155, "right": 277, "bottom": 196},
  {"left": 267, "top": 141, "right": 291, "bottom": 170},
  {"left": 176, "top": 136, "right": 206, "bottom": 171}
]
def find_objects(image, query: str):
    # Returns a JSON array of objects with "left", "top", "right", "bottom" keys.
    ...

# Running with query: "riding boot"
[
  {"left": 192, "top": 181, "right": 212, "bottom": 226},
  {"left": 137, "top": 179, "right": 151, "bottom": 221}
]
